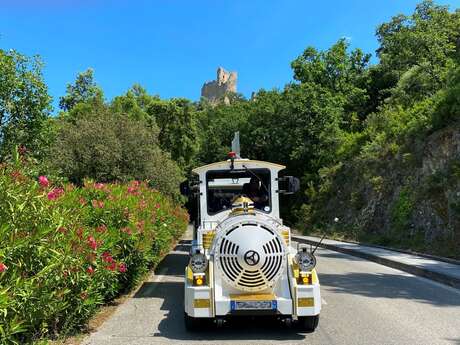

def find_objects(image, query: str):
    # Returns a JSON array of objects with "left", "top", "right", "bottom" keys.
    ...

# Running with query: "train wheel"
[
  {"left": 297, "top": 315, "right": 319, "bottom": 332},
  {"left": 184, "top": 312, "right": 202, "bottom": 331}
]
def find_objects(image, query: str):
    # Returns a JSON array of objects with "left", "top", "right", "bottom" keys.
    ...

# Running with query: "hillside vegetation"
[{"left": 197, "top": 1, "right": 460, "bottom": 258}]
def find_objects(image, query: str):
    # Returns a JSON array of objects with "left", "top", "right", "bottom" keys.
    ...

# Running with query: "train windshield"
[{"left": 206, "top": 169, "right": 271, "bottom": 215}]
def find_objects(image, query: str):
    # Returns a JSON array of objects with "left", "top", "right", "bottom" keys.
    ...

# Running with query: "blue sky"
[{"left": 1, "top": 0, "right": 458, "bottom": 111}]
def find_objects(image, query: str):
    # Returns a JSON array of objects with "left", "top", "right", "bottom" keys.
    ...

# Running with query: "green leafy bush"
[
  {"left": 0, "top": 155, "right": 188, "bottom": 344},
  {"left": 432, "top": 66, "right": 460, "bottom": 129},
  {"left": 390, "top": 189, "right": 414, "bottom": 235},
  {"left": 49, "top": 109, "right": 183, "bottom": 200}
]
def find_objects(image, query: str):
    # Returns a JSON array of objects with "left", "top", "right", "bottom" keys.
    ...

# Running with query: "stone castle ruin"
[{"left": 201, "top": 67, "right": 237, "bottom": 104}]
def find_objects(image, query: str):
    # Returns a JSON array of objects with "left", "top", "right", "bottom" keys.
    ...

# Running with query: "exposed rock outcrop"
[
  {"left": 316, "top": 124, "right": 460, "bottom": 258},
  {"left": 201, "top": 67, "right": 237, "bottom": 104}
]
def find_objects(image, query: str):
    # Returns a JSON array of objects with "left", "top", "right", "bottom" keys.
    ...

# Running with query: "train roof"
[{"left": 192, "top": 159, "right": 286, "bottom": 175}]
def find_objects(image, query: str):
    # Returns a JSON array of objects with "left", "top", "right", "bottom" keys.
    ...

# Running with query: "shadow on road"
[
  {"left": 133, "top": 240, "right": 307, "bottom": 342},
  {"left": 316, "top": 251, "right": 364, "bottom": 261},
  {"left": 172, "top": 240, "right": 191, "bottom": 253},
  {"left": 319, "top": 272, "right": 460, "bottom": 307},
  {"left": 135, "top": 279, "right": 306, "bottom": 341}
]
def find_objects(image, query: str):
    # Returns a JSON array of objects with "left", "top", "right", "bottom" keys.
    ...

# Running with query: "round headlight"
[
  {"left": 295, "top": 250, "right": 316, "bottom": 272},
  {"left": 189, "top": 253, "right": 208, "bottom": 273}
]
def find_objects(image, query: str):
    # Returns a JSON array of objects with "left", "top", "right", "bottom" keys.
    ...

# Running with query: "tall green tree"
[
  {"left": 0, "top": 49, "right": 51, "bottom": 160},
  {"left": 196, "top": 97, "right": 251, "bottom": 164},
  {"left": 148, "top": 98, "right": 200, "bottom": 170},
  {"left": 291, "top": 39, "right": 371, "bottom": 130},
  {"left": 111, "top": 84, "right": 159, "bottom": 121},
  {"left": 244, "top": 85, "right": 343, "bottom": 178},
  {"left": 59, "top": 68, "right": 104, "bottom": 112},
  {"left": 376, "top": 0, "right": 460, "bottom": 103}
]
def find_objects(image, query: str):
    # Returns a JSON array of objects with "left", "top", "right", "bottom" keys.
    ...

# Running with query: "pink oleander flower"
[
  {"left": 0, "top": 263, "right": 8, "bottom": 273},
  {"left": 96, "top": 225, "right": 107, "bottom": 233},
  {"left": 92, "top": 200, "right": 104, "bottom": 209},
  {"left": 47, "top": 188, "right": 64, "bottom": 200},
  {"left": 94, "top": 182, "right": 105, "bottom": 190},
  {"left": 76, "top": 227, "right": 84, "bottom": 239},
  {"left": 121, "top": 227, "right": 132, "bottom": 235},
  {"left": 118, "top": 263, "right": 127, "bottom": 273},
  {"left": 102, "top": 251, "right": 114, "bottom": 264},
  {"left": 155, "top": 203, "right": 161, "bottom": 209},
  {"left": 136, "top": 220, "right": 145, "bottom": 231},
  {"left": 127, "top": 186, "right": 137, "bottom": 194},
  {"left": 87, "top": 236, "right": 98, "bottom": 250},
  {"left": 87, "top": 266, "right": 95, "bottom": 275},
  {"left": 107, "top": 262, "right": 117, "bottom": 271},
  {"left": 38, "top": 175, "right": 49, "bottom": 187}
]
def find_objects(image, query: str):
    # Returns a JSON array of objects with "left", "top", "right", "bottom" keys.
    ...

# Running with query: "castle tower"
[{"left": 201, "top": 67, "right": 237, "bottom": 104}]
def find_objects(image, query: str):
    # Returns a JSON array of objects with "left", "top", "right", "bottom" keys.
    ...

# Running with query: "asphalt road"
[{"left": 82, "top": 231, "right": 460, "bottom": 345}]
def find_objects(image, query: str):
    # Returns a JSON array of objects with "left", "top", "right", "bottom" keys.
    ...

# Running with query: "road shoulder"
[{"left": 292, "top": 235, "right": 460, "bottom": 290}]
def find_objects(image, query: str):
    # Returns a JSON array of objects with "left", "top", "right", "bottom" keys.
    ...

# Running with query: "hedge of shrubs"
[{"left": 0, "top": 156, "right": 188, "bottom": 344}]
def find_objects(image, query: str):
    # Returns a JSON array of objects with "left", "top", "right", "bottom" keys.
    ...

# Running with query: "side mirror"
[
  {"left": 278, "top": 176, "right": 300, "bottom": 194},
  {"left": 180, "top": 180, "right": 190, "bottom": 196}
]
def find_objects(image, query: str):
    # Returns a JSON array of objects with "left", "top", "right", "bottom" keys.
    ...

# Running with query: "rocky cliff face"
[
  {"left": 415, "top": 126, "right": 460, "bottom": 241},
  {"left": 317, "top": 124, "right": 460, "bottom": 258},
  {"left": 201, "top": 67, "right": 237, "bottom": 104}
]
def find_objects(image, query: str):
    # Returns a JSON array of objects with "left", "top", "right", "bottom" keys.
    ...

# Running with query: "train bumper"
[
  {"left": 184, "top": 268, "right": 321, "bottom": 318},
  {"left": 184, "top": 268, "right": 213, "bottom": 318},
  {"left": 295, "top": 283, "right": 321, "bottom": 316}
]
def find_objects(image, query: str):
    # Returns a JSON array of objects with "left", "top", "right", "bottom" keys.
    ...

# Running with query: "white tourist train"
[{"left": 181, "top": 135, "right": 321, "bottom": 332}]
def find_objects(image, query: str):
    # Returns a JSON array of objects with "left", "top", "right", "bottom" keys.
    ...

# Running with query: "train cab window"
[{"left": 206, "top": 169, "right": 271, "bottom": 215}]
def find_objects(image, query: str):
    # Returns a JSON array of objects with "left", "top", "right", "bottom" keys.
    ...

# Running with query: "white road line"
[{"left": 322, "top": 298, "right": 327, "bottom": 305}]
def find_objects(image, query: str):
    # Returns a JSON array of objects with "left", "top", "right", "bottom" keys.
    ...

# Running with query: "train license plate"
[{"left": 231, "top": 300, "right": 277, "bottom": 310}]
